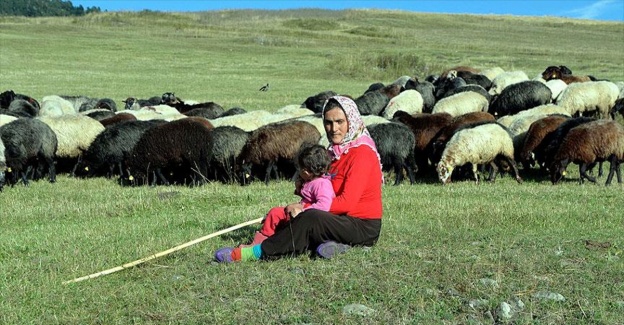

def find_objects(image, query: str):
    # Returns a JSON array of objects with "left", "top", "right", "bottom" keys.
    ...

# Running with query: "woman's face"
[{"left": 323, "top": 106, "right": 349, "bottom": 145}]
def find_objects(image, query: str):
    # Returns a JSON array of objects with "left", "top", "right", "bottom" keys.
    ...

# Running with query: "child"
[{"left": 244, "top": 144, "right": 335, "bottom": 246}]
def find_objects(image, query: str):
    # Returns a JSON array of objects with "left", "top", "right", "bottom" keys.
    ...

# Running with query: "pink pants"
[{"left": 260, "top": 206, "right": 291, "bottom": 237}]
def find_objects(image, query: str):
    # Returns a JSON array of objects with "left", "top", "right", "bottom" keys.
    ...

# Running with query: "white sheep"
[
  {"left": 40, "top": 95, "right": 76, "bottom": 117},
  {"left": 381, "top": 89, "right": 424, "bottom": 119},
  {"left": 37, "top": 115, "right": 105, "bottom": 160},
  {"left": 535, "top": 78, "right": 569, "bottom": 101},
  {"left": 431, "top": 91, "right": 489, "bottom": 117},
  {"left": 437, "top": 123, "right": 522, "bottom": 184},
  {"left": 556, "top": 81, "right": 620, "bottom": 119},
  {"left": 209, "top": 110, "right": 274, "bottom": 131},
  {"left": 488, "top": 70, "right": 529, "bottom": 96},
  {"left": 480, "top": 67, "right": 505, "bottom": 82},
  {"left": 497, "top": 104, "right": 570, "bottom": 129},
  {"left": 118, "top": 105, "right": 186, "bottom": 121}
]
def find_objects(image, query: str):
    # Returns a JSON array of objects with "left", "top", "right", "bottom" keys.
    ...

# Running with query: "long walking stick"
[{"left": 63, "top": 217, "right": 263, "bottom": 285}]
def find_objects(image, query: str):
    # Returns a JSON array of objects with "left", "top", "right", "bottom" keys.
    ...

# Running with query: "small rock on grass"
[
  {"left": 342, "top": 304, "right": 376, "bottom": 317},
  {"left": 497, "top": 301, "right": 513, "bottom": 319},
  {"left": 532, "top": 291, "right": 565, "bottom": 302}
]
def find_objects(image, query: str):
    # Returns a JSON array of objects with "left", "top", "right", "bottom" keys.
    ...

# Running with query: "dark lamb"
[
  {"left": 368, "top": 122, "right": 417, "bottom": 185},
  {"left": 124, "top": 118, "right": 214, "bottom": 186},
  {"left": 489, "top": 80, "right": 552, "bottom": 117},
  {"left": 0, "top": 118, "right": 58, "bottom": 187}
]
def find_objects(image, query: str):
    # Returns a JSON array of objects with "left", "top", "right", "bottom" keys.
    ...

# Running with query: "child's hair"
[{"left": 296, "top": 144, "right": 331, "bottom": 177}]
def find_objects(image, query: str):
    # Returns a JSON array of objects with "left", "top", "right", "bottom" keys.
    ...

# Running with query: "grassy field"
[{"left": 1, "top": 9, "right": 623, "bottom": 324}]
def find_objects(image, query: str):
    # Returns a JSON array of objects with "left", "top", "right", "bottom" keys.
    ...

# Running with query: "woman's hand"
[{"left": 285, "top": 202, "right": 304, "bottom": 219}]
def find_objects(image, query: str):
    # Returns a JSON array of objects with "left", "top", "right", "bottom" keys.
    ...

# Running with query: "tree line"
[{"left": 0, "top": 0, "right": 101, "bottom": 17}]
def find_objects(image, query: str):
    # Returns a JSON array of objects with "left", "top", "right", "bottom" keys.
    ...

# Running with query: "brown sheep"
[
  {"left": 100, "top": 112, "right": 137, "bottom": 127},
  {"left": 238, "top": 120, "right": 321, "bottom": 185},
  {"left": 541, "top": 66, "right": 593, "bottom": 84},
  {"left": 551, "top": 119, "right": 624, "bottom": 185},
  {"left": 392, "top": 111, "right": 453, "bottom": 176},
  {"left": 519, "top": 115, "right": 570, "bottom": 170}
]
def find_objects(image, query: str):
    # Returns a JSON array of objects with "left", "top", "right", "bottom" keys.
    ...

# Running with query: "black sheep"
[
  {"left": 238, "top": 120, "right": 321, "bottom": 185},
  {"left": 368, "top": 122, "right": 417, "bottom": 185},
  {"left": 404, "top": 79, "right": 436, "bottom": 113},
  {"left": 0, "top": 118, "right": 57, "bottom": 187},
  {"left": 7, "top": 99, "right": 39, "bottom": 117},
  {"left": 161, "top": 92, "right": 224, "bottom": 116},
  {"left": 124, "top": 119, "right": 214, "bottom": 186},
  {"left": 302, "top": 90, "right": 337, "bottom": 114},
  {"left": 209, "top": 125, "right": 250, "bottom": 183},
  {"left": 220, "top": 107, "right": 247, "bottom": 117},
  {"left": 75, "top": 120, "right": 166, "bottom": 178},
  {"left": 0, "top": 90, "right": 40, "bottom": 111},
  {"left": 539, "top": 116, "right": 597, "bottom": 172},
  {"left": 489, "top": 80, "right": 552, "bottom": 117}
]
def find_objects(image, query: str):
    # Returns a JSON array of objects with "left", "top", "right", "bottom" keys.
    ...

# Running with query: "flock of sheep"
[{"left": 1, "top": 64, "right": 624, "bottom": 191}]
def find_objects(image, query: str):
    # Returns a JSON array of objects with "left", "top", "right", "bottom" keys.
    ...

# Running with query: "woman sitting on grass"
[{"left": 215, "top": 95, "right": 383, "bottom": 262}]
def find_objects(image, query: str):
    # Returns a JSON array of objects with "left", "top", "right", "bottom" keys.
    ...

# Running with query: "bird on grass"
[{"left": 259, "top": 83, "right": 270, "bottom": 91}]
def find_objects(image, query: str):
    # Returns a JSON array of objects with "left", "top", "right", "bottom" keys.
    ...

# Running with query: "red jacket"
[{"left": 328, "top": 145, "right": 383, "bottom": 219}]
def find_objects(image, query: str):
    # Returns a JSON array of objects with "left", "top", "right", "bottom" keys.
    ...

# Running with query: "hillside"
[{"left": 1, "top": 9, "right": 622, "bottom": 110}]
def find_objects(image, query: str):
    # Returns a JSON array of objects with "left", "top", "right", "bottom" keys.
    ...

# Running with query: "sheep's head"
[
  {"left": 436, "top": 161, "right": 453, "bottom": 185},
  {"left": 161, "top": 92, "right": 180, "bottom": 105},
  {"left": 541, "top": 66, "right": 561, "bottom": 81},
  {"left": 550, "top": 159, "right": 569, "bottom": 184},
  {"left": 122, "top": 97, "right": 137, "bottom": 110}
]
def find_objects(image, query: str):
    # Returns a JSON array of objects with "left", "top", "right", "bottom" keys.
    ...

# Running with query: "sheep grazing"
[
  {"left": 429, "top": 112, "right": 496, "bottom": 165},
  {"left": 611, "top": 98, "right": 624, "bottom": 120},
  {"left": 0, "top": 118, "right": 58, "bottom": 187},
  {"left": 550, "top": 119, "right": 624, "bottom": 185},
  {"left": 122, "top": 96, "right": 161, "bottom": 110},
  {"left": 238, "top": 120, "right": 321, "bottom": 185},
  {"left": 392, "top": 111, "right": 453, "bottom": 176},
  {"left": 40, "top": 95, "right": 76, "bottom": 117},
  {"left": 431, "top": 91, "right": 489, "bottom": 117},
  {"left": 99, "top": 112, "right": 138, "bottom": 127},
  {"left": 489, "top": 80, "right": 552, "bottom": 117},
  {"left": 75, "top": 120, "right": 166, "bottom": 178},
  {"left": 540, "top": 116, "right": 597, "bottom": 171},
  {"left": 6, "top": 99, "right": 39, "bottom": 117},
  {"left": 0, "top": 90, "right": 40, "bottom": 111},
  {"left": 355, "top": 84, "right": 401, "bottom": 116},
  {"left": 404, "top": 79, "right": 436, "bottom": 113},
  {"left": 541, "top": 65, "right": 593, "bottom": 84},
  {"left": 381, "top": 89, "right": 424, "bottom": 119},
  {"left": 220, "top": 107, "right": 247, "bottom": 117},
  {"left": 556, "top": 81, "right": 620, "bottom": 119},
  {"left": 488, "top": 70, "right": 529, "bottom": 96},
  {"left": 124, "top": 118, "right": 214, "bottom": 186},
  {"left": 161, "top": 92, "right": 225, "bottom": 117},
  {"left": 209, "top": 125, "right": 250, "bottom": 184},
  {"left": 519, "top": 114, "right": 570, "bottom": 170},
  {"left": 368, "top": 122, "right": 417, "bottom": 185},
  {"left": 437, "top": 122, "right": 522, "bottom": 184},
  {"left": 302, "top": 90, "right": 338, "bottom": 114},
  {"left": 37, "top": 115, "right": 106, "bottom": 175}
]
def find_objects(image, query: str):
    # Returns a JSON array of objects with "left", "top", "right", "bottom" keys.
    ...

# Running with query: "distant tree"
[{"left": 0, "top": 0, "right": 101, "bottom": 17}]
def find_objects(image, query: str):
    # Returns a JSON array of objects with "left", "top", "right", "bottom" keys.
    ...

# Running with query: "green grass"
[{"left": 0, "top": 9, "right": 623, "bottom": 324}]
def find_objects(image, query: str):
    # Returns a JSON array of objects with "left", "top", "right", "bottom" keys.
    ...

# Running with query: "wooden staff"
[{"left": 63, "top": 217, "right": 264, "bottom": 285}]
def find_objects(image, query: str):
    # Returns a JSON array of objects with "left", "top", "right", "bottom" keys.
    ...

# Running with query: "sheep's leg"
[
  {"left": 598, "top": 161, "right": 604, "bottom": 178},
  {"left": 70, "top": 155, "right": 82, "bottom": 177},
  {"left": 21, "top": 166, "right": 32, "bottom": 186},
  {"left": 393, "top": 157, "right": 403, "bottom": 186},
  {"left": 487, "top": 162, "right": 498, "bottom": 182},
  {"left": 472, "top": 164, "right": 479, "bottom": 184},
  {"left": 605, "top": 155, "right": 619, "bottom": 185},
  {"left": 504, "top": 157, "right": 523, "bottom": 184},
  {"left": 264, "top": 162, "right": 274, "bottom": 185},
  {"left": 579, "top": 163, "right": 596, "bottom": 184},
  {"left": 616, "top": 160, "right": 622, "bottom": 184},
  {"left": 154, "top": 168, "right": 169, "bottom": 186}
]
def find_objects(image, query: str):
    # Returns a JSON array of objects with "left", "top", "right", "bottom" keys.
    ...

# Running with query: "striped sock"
[{"left": 231, "top": 244, "right": 262, "bottom": 261}]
